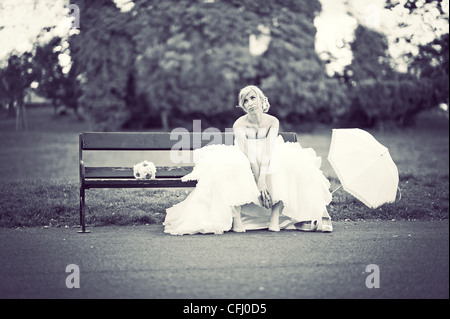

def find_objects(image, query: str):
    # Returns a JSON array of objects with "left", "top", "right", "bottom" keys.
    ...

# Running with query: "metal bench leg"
[{"left": 78, "top": 187, "right": 90, "bottom": 233}]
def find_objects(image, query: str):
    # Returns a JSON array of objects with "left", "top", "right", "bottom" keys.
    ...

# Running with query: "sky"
[{"left": 0, "top": 0, "right": 448, "bottom": 75}]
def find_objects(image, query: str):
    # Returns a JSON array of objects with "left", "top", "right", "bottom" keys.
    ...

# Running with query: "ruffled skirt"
[{"left": 163, "top": 136, "right": 332, "bottom": 235}]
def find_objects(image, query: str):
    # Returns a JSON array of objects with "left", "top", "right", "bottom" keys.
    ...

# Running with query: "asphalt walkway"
[{"left": 0, "top": 220, "right": 448, "bottom": 299}]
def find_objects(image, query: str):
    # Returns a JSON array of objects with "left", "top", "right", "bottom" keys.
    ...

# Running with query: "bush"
[{"left": 345, "top": 77, "right": 436, "bottom": 127}]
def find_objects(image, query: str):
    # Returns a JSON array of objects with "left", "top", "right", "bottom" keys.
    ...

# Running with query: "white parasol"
[{"left": 328, "top": 128, "right": 400, "bottom": 209}]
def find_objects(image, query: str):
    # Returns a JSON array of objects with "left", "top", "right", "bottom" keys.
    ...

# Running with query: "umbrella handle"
[
  {"left": 396, "top": 186, "right": 402, "bottom": 202},
  {"left": 331, "top": 184, "right": 342, "bottom": 194},
  {"left": 332, "top": 184, "right": 402, "bottom": 203}
]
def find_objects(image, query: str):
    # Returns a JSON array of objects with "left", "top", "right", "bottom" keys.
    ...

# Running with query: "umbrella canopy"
[{"left": 328, "top": 128, "right": 399, "bottom": 209}]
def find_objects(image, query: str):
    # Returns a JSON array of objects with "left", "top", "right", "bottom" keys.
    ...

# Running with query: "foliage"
[
  {"left": 256, "top": 7, "right": 350, "bottom": 123},
  {"left": 410, "top": 33, "right": 449, "bottom": 107},
  {"left": 0, "top": 37, "right": 84, "bottom": 122},
  {"left": 33, "top": 37, "right": 83, "bottom": 118},
  {"left": 69, "top": 0, "right": 136, "bottom": 130},
  {"left": 0, "top": 52, "right": 36, "bottom": 115},
  {"left": 341, "top": 23, "right": 448, "bottom": 127},
  {"left": 346, "top": 26, "right": 394, "bottom": 82},
  {"left": 3, "top": 0, "right": 446, "bottom": 130},
  {"left": 33, "top": 37, "right": 65, "bottom": 105},
  {"left": 67, "top": 0, "right": 348, "bottom": 130},
  {"left": 385, "top": 0, "right": 448, "bottom": 124},
  {"left": 132, "top": 1, "right": 262, "bottom": 129},
  {"left": 348, "top": 76, "right": 435, "bottom": 126}
]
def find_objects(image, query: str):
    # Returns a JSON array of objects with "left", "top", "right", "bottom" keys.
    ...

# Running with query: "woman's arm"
[
  {"left": 255, "top": 117, "right": 279, "bottom": 210},
  {"left": 233, "top": 116, "right": 279, "bottom": 208},
  {"left": 258, "top": 116, "right": 279, "bottom": 180},
  {"left": 233, "top": 120, "right": 260, "bottom": 180}
]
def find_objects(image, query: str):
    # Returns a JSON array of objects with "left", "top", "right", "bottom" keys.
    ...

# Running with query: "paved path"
[{"left": 0, "top": 220, "right": 448, "bottom": 299}]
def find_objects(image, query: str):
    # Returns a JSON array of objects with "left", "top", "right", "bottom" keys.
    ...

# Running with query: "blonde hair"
[{"left": 236, "top": 85, "right": 270, "bottom": 113}]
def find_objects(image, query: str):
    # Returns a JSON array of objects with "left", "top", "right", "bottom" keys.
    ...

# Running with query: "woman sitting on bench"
[{"left": 163, "top": 85, "right": 333, "bottom": 235}]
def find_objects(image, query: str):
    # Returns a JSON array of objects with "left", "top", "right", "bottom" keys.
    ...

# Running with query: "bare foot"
[
  {"left": 268, "top": 217, "right": 280, "bottom": 232},
  {"left": 268, "top": 225, "right": 280, "bottom": 232},
  {"left": 233, "top": 218, "right": 246, "bottom": 233},
  {"left": 268, "top": 208, "right": 280, "bottom": 231}
]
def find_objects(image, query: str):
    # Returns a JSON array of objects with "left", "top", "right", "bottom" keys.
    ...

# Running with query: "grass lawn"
[{"left": 0, "top": 106, "right": 448, "bottom": 228}]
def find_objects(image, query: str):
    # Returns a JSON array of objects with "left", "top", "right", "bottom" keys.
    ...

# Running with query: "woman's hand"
[{"left": 257, "top": 178, "right": 272, "bottom": 209}]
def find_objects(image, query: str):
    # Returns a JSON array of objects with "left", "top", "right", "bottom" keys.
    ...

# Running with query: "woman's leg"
[
  {"left": 232, "top": 206, "right": 246, "bottom": 232},
  {"left": 268, "top": 201, "right": 282, "bottom": 232}
]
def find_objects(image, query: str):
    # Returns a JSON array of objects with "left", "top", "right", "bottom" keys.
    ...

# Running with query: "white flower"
[{"left": 133, "top": 160, "right": 156, "bottom": 180}]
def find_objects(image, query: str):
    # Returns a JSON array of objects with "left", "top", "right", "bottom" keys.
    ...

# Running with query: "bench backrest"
[
  {"left": 80, "top": 132, "right": 297, "bottom": 151},
  {"left": 80, "top": 132, "right": 298, "bottom": 180}
]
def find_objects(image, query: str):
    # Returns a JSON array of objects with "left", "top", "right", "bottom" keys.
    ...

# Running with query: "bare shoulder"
[
  {"left": 233, "top": 115, "right": 247, "bottom": 129},
  {"left": 265, "top": 114, "right": 279, "bottom": 127}
]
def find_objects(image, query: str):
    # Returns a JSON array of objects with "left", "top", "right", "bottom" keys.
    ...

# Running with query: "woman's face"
[{"left": 243, "top": 90, "right": 262, "bottom": 114}]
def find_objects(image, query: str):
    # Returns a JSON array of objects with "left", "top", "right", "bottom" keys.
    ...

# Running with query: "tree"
[
  {"left": 0, "top": 52, "right": 36, "bottom": 130},
  {"left": 131, "top": 1, "right": 263, "bottom": 130},
  {"left": 33, "top": 36, "right": 82, "bottom": 119},
  {"left": 339, "top": 25, "right": 393, "bottom": 126},
  {"left": 385, "top": 0, "right": 449, "bottom": 117},
  {"left": 69, "top": 0, "right": 343, "bottom": 130},
  {"left": 69, "top": 0, "right": 136, "bottom": 130},
  {"left": 409, "top": 33, "right": 449, "bottom": 108},
  {"left": 132, "top": 0, "right": 344, "bottom": 129},
  {"left": 342, "top": 20, "right": 448, "bottom": 127},
  {"left": 345, "top": 25, "right": 395, "bottom": 84}
]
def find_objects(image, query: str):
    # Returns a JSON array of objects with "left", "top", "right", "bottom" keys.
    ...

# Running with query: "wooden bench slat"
[
  {"left": 81, "top": 132, "right": 235, "bottom": 150},
  {"left": 81, "top": 132, "right": 297, "bottom": 150},
  {"left": 84, "top": 178, "right": 197, "bottom": 189},
  {"left": 85, "top": 166, "right": 194, "bottom": 179},
  {"left": 281, "top": 132, "right": 298, "bottom": 143}
]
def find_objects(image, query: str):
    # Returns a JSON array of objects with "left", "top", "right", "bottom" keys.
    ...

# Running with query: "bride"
[{"left": 163, "top": 85, "right": 333, "bottom": 235}]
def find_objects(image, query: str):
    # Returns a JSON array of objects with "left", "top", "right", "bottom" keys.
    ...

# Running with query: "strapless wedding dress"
[{"left": 163, "top": 136, "right": 332, "bottom": 235}]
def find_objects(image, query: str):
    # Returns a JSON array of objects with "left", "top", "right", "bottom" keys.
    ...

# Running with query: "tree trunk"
[
  {"left": 7, "top": 100, "right": 15, "bottom": 118},
  {"left": 160, "top": 109, "right": 169, "bottom": 131},
  {"left": 15, "top": 101, "right": 28, "bottom": 131}
]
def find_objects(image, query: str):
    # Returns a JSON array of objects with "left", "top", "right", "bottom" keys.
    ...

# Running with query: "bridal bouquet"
[{"left": 133, "top": 160, "right": 156, "bottom": 180}]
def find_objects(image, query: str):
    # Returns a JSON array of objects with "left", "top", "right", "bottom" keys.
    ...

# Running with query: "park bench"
[{"left": 79, "top": 131, "right": 298, "bottom": 233}]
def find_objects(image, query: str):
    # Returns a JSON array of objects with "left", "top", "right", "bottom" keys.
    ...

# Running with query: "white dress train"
[{"left": 163, "top": 136, "right": 332, "bottom": 235}]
